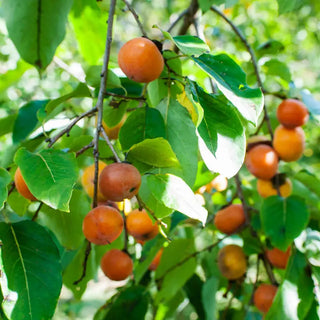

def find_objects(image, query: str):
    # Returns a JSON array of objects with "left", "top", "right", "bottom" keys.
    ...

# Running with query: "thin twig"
[
  {"left": 47, "top": 107, "right": 97, "bottom": 147},
  {"left": 76, "top": 141, "right": 94, "bottom": 157},
  {"left": 210, "top": 5, "right": 274, "bottom": 139},
  {"left": 105, "top": 92, "right": 146, "bottom": 101},
  {"left": 100, "top": 128, "right": 122, "bottom": 163},
  {"left": 92, "top": 0, "right": 117, "bottom": 208},
  {"left": 122, "top": 0, "right": 148, "bottom": 37},
  {"left": 158, "top": 236, "right": 228, "bottom": 281},
  {"left": 261, "top": 253, "right": 278, "bottom": 286},
  {"left": 167, "top": 8, "right": 188, "bottom": 33},
  {"left": 73, "top": 241, "right": 92, "bottom": 285},
  {"left": 7, "top": 182, "right": 15, "bottom": 197},
  {"left": 32, "top": 202, "right": 43, "bottom": 221}
]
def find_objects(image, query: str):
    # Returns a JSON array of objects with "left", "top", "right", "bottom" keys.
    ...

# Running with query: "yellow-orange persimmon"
[
  {"left": 100, "top": 249, "right": 133, "bottom": 281},
  {"left": 245, "top": 144, "right": 278, "bottom": 180},
  {"left": 254, "top": 284, "right": 278, "bottom": 313},
  {"left": 126, "top": 209, "right": 159, "bottom": 241},
  {"left": 14, "top": 167, "right": 37, "bottom": 201},
  {"left": 218, "top": 245, "right": 247, "bottom": 280},
  {"left": 82, "top": 206, "right": 123, "bottom": 245},
  {"left": 277, "top": 99, "right": 309, "bottom": 128},
  {"left": 118, "top": 37, "right": 164, "bottom": 83},
  {"left": 99, "top": 163, "right": 141, "bottom": 201},
  {"left": 81, "top": 161, "right": 107, "bottom": 202},
  {"left": 257, "top": 178, "right": 292, "bottom": 198},
  {"left": 273, "top": 125, "right": 305, "bottom": 162},
  {"left": 214, "top": 204, "right": 246, "bottom": 234},
  {"left": 265, "top": 247, "right": 291, "bottom": 269}
]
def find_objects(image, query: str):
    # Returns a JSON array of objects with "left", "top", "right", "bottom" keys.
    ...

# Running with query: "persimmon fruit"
[
  {"left": 14, "top": 167, "right": 37, "bottom": 201},
  {"left": 253, "top": 284, "right": 277, "bottom": 313},
  {"left": 245, "top": 144, "right": 278, "bottom": 180},
  {"left": 217, "top": 244, "right": 247, "bottom": 280},
  {"left": 81, "top": 161, "right": 108, "bottom": 202},
  {"left": 273, "top": 125, "right": 305, "bottom": 162},
  {"left": 126, "top": 209, "right": 159, "bottom": 241},
  {"left": 118, "top": 37, "right": 164, "bottom": 83},
  {"left": 149, "top": 248, "right": 163, "bottom": 271},
  {"left": 99, "top": 163, "right": 141, "bottom": 201},
  {"left": 266, "top": 247, "right": 291, "bottom": 269},
  {"left": 214, "top": 204, "right": 246, "bottom": 234},
  {"left": 100, "top": 249, "right": 133, "bottom": 281},
  {"left": 257, "top": 177, "right": 292, "bottom": 198},
  {"left": 82, "top": 206, "right": 123, "bottom": 245},
  {"left": 277, "top": 99, "right": 309, "bottom": 128}
]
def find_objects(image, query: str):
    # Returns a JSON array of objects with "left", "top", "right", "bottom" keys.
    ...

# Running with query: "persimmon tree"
[{"left": 0, "top": 0, "right": 320, "bottom": 319}]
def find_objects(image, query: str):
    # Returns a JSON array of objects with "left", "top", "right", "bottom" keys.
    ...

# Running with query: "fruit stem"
[
  {"left": 73, "top": 241, "right": 92, "bottom": 285},
  {"left": 100, "top": 128, "right": 122, "bottom": 163}
]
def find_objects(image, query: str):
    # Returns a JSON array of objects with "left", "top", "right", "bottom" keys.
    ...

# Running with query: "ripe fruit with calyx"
[
  {"left": 126, "top": 209, "right": 159, "bottom": 241},
  {"left": 245, "top": 144, "right": 278, "bottom": 180},
  {"left": 100, "top": 249, "right": 133, "bottom": 281},
  {"left": 118, "top": 37, "right": 164, "bottom": 83},
  {"left": 99, "top": 162, "right": 141, "bottom": 201},
  {"left": 82, "top": 206, "right": 123, "bottom": 245},
  {"left": 214, "top": 204, "right": 246, "bottom": 235},
  {"left": 265, "top": 246, "right": 291, "bottom": 269},
  {"left": 14, "top": 167, "right": 37, "bottom": 201},
  {"left": 276, "top": 98, "right": 309, "bottom": 128},
  {"left": 273, "top": 125, "right": 305, "bottom": 162},
  {"left": 81, "top": 161, "right": 108, "bottom": 202},
  {"left": 257, "top": 174, "right": 292, "bottom": 198},
  {"left": 253, "top": 284, "right": 278, "bottom": 313},
  {"left": 217, "top": 244, "right": 247, "bottom": 280}
]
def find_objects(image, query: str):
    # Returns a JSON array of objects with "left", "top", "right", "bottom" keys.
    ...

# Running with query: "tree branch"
[
  {"left": 234, "top": 174, "right": 250, "bottom": 223},
  {"left": 75, "top": 141, "right": 94, "bottom": 157},
  {"left": 92, "top": 0, "right": 117, "bottom": 208},
  {"left": 122, "top": 0, "right": 148, "bottom": 37},
  {"left": 73, "top": 241, "right": 92, "bottom": 285},
  {"left": 167, "top": 8, "right": 188, "bottom": 33}
]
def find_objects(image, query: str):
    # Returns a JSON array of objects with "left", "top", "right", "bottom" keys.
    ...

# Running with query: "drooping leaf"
[
  {"left": 266, "top": 250, "right": 314, "bottom": 320},
  {"left": 155, "top": 239, "right": 197, "bottom": 304},
  {"left": 2, "top": 0, "right": 73, "bottom": 69},
  {"left": 189, "top": 81, "right": 246, "bottom": 178},
  {"left": 147, "top": 174, "right": 208, "bottom": 225},
  {"left": 157, "top": 99, "right": 198, "bottom": 187},
  {"left": 256, "top": 40, "right": 285, "bottom": 56},
  {"left": 262, "top": 59, "right": 292, "bottom": 82},
  {"left": 12, "top": 100, "right": 49, "bottom": 143},
  {"left": 0, "top": 168, "right": 11, "bottom": 210},
  {"left": 0, "top": 220, "right": 62, "bottom": 320},
  {"left": 127, "top": 138, "right": 180, "bottom": 168},
  {"left": 14, "top": 148, "right": 78, "bottom": 211},
  {"left": 261, "top": 196, "right": 310, "bottom": 250},
  {"left": 38, "top": 190, "right": 90, "bottom": 250},
  {"left": 119, "top": 107, "right": 166, "bottom": 151},
  {"left": 193, "top": 53, "right": 264, "bottom": 125}
]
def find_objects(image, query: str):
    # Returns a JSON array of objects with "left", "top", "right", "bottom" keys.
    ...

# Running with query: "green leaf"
[
  {"left": 119, "top": 107, "right": 166, "bottom": 151},
  {"left": 38, "top": 83, "right": 91, "bottom": 122},
  {"left": 0, "top": 168, "right": 11, "bottom": 210},
  {"left": 193, "top": 53, "right": 264, "bottom": 125},
  {"left": 189, "top": 81, "right": 246, "bottom": 178},
  {"left": 155, "top": 239, "right": 197, "bottom": 304},
  {"left": 103, "top": 101, "right": 128, "bottom": 127},
  {"left": 158, "top": 99, "right": 198, "bottom": 186},
  {"left": 138, "top": 176, "right": 173, "bottom": 219},
  {"left": 277, "top": 0, "right": 305, "bottom": 14},
  {"left": 199, "top": 0, "right": 216, "bottom": 12},
  {"left": 14, "top": 148, "right": 78, "bottom": 212},
  {"left": 94, "top": 286, "right": 149, "bottom": 320},
  {"left": 12, "top": 100, "right": 49, "bottom": 143},
  {"left": 38, "top": 190, "right": 90, "bottom": 250},
  {"left": 0, "top": 114, "right": 17, "bottom": 137},
  {"left": 7, "top": 192, "right": 30, "bottom": 217},
  {"left": 86, "top": 66, "right": 122, "bottom": 89},
  {"left": 172, "top": 35, "right": 210, "bottom": 56},
  {"left": 184, "top": 275, "right": 205, "bottom": 319},
  {"left": 2, "top": 0, "right": 73, "bottom": 69},
  {"left": 261, "top": 196, "right": 310, "bottom": 250},
  {"left": 256, "top": 40, "right": 285, "bottom": 56},
  {"left": 294, "top": 170, "right": 320, "bottom": 198},
  {"left": 266, "top": 250, "right": 314, "bottom": 320},
  {"left": 262, "top": 59, "right": 291, "bottom": 82},
  {"left": 0, "top": 220, "right": 62, "bottom": 320},
  {"left": 202, "top": 277, "right": 219, "bottom": 320},
  {"left": 127, "top": 138, "right": 180, "bottom": 168},
  {"left": 147, "top": 174, "right": 208, "bottom": 225}
]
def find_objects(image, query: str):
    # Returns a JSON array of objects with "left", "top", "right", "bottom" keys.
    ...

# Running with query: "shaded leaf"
[
  {"left": 0, "top": 220, "right": 62, "bottom": 320},
  {"left": 0, "top": 168, "right": 11, "bottom": 210}
]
